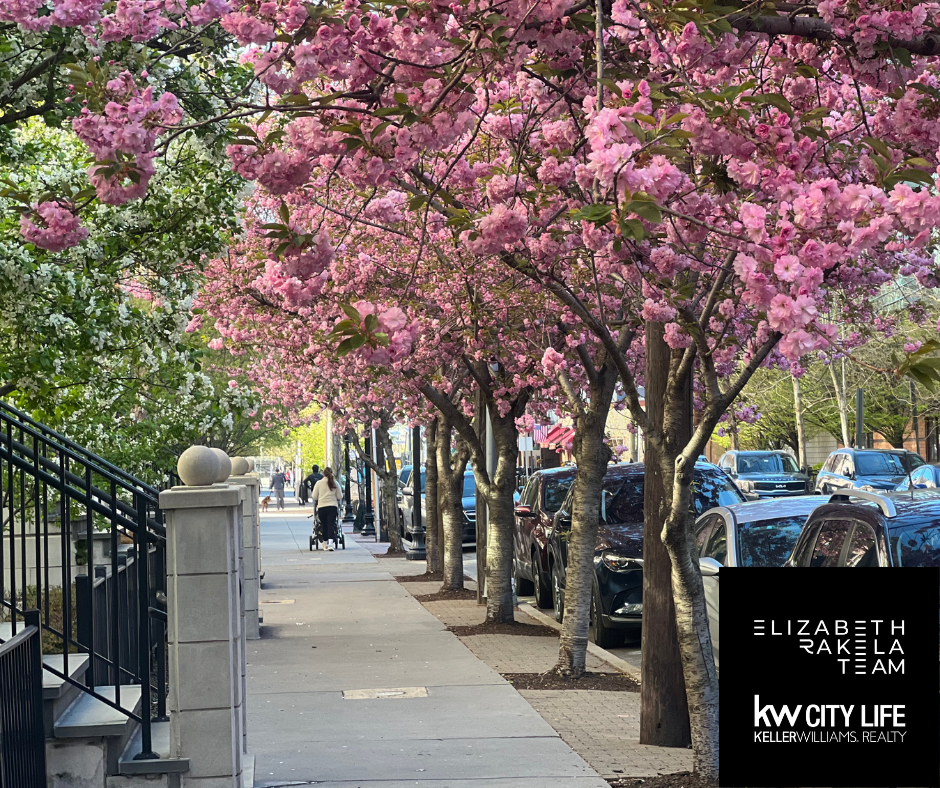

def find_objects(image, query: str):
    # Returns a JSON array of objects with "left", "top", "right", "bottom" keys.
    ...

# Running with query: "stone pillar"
[
  {"left": 160, "top": 482, "right": 243, "bottom": 788},
  {"left": 227, "top": 474, "right": 261, "bottom": 640}
]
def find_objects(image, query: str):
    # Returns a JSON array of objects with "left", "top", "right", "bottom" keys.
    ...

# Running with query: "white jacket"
[{"left": 312, "top": 477, "right": 343, "bottom": 509}]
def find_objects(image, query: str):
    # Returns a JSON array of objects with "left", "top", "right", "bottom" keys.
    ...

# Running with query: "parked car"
[
  {"left": 400, "top": 468, "right": 477, "bottom": 551},
  {"left": 894, "top": 462, "right": 940, "bottom": 490},
  {"left": 513, "top": 467, "right": 577, "bottom": 607},
  {"left": 814, "top": 448, "right": 924, "bottom": 494},
  {"left": 716, "top": 450, "right": 810, "bottom": 497},
  {"left": 785, "top": 488, "right": 940, "bottom": 569},
  {"left": 546, "top": 461, "right": 746, "bottom": 647},
  {"left": 695, "top": 495, "right": 829, "bottom": 669}
]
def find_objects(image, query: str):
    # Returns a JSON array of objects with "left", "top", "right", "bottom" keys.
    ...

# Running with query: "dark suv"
[
  {"left": 400, "top": 468, "right": 476, "bottom": 551},
  {"left": 717, "top": 450, "right": 809, "bottom": 497},
  {"left": 546, "top": 462, "right": 746, "bottom": 647},
  {"left": 513, "top": 467, "right": 576, "bottom": 607},
  {"left": 814, "top": 449, "right": 924, "bottom": 495},
  {"left": 786, "top": 489, "right": 940, "bottom": 568}
]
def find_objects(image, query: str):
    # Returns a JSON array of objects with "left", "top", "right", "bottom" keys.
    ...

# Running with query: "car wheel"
[
  {"left": 589, "top": 584, "right": 625, "bottom": 649},
  {"left": 532, "top": 555, "right": 552, "bottom": 609},
  {"left": 551, "top": 562, "right": 565, "bottom": 623},
  {"left": 513, "top": 552, "right": 535, "bottom": 596}
]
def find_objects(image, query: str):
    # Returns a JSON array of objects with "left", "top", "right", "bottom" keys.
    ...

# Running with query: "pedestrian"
[
  {"left": 270, "top": 467, "right": 287, "bottom": 510},
  {"left": 285, "top": 467, "right": 291, "bottom": 486},
  {"left": 311, "top": 466, "right": 342, "bottom": 551},
  {"left": 302, "top": 464, "right": 323, "bottom": 506}
]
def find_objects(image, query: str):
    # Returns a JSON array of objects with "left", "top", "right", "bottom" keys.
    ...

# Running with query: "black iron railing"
[
  {"left": 0, "top": 401, "right": 166, "bottom": 762},
  {"left": 0, "top": 609, "right": 46, "bottom": 788}
]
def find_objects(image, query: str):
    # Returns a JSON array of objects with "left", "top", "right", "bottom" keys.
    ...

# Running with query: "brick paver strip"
[
  {"left": 520, "top": 690, "right": 694, "bottom": 778},
  {"left": 398, "top": 574, "right": 689, "bottom": 780}
]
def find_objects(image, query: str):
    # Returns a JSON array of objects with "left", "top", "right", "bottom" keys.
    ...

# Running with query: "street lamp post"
[
  {"left": 361, "top": 429, "right": 376, "bottom": 537},
  {"left": 343, "top": 434, "right": 354, "bottom": 524}
]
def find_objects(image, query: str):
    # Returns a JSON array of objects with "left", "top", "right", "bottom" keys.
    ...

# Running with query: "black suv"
[
  {"left": 546, "top": 462, "right": 746, "bottom": 647},
  {"left": 814, "top": 449, "right": 924, "bottom": 495},
  {"left": 717, "top": 450, "right": 810, "bottom": 497},
  {"left": 786, "top": 489, "right": 940, "bottom": 568}
]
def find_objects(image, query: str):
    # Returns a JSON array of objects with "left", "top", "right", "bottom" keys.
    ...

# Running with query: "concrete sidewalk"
[{"left": 247, "top": 507, "right": 609, "bottom": 788}]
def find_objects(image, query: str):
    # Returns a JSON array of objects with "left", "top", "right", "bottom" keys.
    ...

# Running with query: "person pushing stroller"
[{"left": 311, "top": 467, "right": 342, "bottom": 551}]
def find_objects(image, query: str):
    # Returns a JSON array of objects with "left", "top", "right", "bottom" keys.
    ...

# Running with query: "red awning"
[
  {"left": 547, "top": 427, "right": 575, "bottom": 449},
  {"left": 542, "top": 424, "right": 569, "bottom": 445}
]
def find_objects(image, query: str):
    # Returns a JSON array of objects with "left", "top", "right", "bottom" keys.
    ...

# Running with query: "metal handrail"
[
  {"left": 0, "top": 400, "right": 159, "bottom": 499},
  {"left": 0, "top": 405, "right": 166, "bottom": 761}
]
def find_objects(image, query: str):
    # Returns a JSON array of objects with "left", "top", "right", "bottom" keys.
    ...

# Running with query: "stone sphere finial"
[
  {"left": 177, "top": 446, "right": 221, "bottom": 487},
  {"left": 245, "top": 458, "right": 255, "bottom": 472},
  {"left": 210, "top": 448, "right": 232, "bottom": 482},
  {"left": 231, "top": 457, "right": 250, "bottom": 476}
]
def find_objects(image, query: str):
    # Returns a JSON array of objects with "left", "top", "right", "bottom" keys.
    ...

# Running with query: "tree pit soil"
[
  {"left": 413, "top": 588, "right": 478, "bottom": 602},
  {"left": 502, "top": 671, "right": 639, "bottom": 691},
  {"left": 447, "top": 621, "right": 558, "bottom": 637},
  {"left": 607, "top": 774, "right": 716, "bottom": 788},
  {"left": 371, "top": 550, "right": 408, "bottom": 558}
]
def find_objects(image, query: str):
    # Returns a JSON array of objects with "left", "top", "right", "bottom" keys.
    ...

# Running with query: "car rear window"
[
  {"left": 736, "top": 515, "right": 806, "bottom": 567},
  {"left": 890, "top": 522, "right": 940, "bottom": 567},
  {"left": 856, "top": 453, "right": 905, "bottom": 476}
]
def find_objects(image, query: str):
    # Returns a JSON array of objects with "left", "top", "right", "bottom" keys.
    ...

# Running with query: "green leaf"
[
  {"left": 861, "top": 136, "right": 891, "bottom": 160},
  {"left": 341, "top": 303, "right": 361, "bottom": 322},
  {"left": 625, "top": 200, "right": 662, "bottom": 224},
  {"left": 278, "top": 203, "right": 290, "bottom": 223},
  {"left": 621, "top": 218, "right": 645, "bottom": 240},
  {"left": 364, "top": 313, "right": 379, "bottom": 332},
  {"left": 894, "top": 47, "right": 913, "bottom": 69},
  {"left": 570, "top": 204, "right": 613, "bottom": 227},
  {"left": 741, "top": 93, "right": 794, "bottom": 117}
]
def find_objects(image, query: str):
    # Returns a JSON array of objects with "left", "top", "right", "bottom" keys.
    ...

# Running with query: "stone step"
[
  {"left": 42, "top": 653, "right": 91, "bottom": 700},
  {"left": 118, "top": 720, "right": 189, "bottom": 776},
  {"left": 54, "top": 685, "right": 142, "bottom": 739}
]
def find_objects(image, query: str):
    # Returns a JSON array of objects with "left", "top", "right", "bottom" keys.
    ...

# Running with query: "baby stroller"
[{"left": 308, "top": 507, "right": 346, "bottom": 550}]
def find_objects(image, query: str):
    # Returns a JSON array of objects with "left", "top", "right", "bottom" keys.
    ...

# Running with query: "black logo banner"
[{"left": 719, "top": 568, "right": 939, "bottom": 787}]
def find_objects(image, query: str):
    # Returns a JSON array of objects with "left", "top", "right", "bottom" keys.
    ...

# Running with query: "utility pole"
[{"left": 855, "top": 389, "right": 865, "bottom": 449}]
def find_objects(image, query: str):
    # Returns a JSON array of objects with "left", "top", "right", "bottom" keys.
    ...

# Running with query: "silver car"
[{"left": 695, "top": 495, "right": 829, "bottom": 669}]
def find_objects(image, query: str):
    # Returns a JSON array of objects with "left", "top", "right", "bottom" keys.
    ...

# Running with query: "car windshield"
[
  {"left": 399, "top": 468, "right": 411, "bottom": 485},
  {"left": 599, "top": 470, "right": 745, "bottom": 524},
  {"left": 463, "top": 475, "right": 476, "bottom": 498},
  {"left": 411, "top": 470, "right": 426, "bottom": 492},
  {"left": 856, "top": 453, "right": 906, "bottom": 476},
  {"left": 891, "top": 522, "right": 940, "bottom": 567},
  {"left": 737, "top": 454, "right": 799, "bottom": 474},
  {"left": 543, "top": 478, "right": 572, "bottom": 514},
  {"left": 737, "top": 515, "right": 807, "bottom": 567}
]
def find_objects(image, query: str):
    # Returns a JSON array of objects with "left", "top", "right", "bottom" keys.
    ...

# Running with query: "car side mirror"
[
  {"left": 514, "top": 505, "right": 534, "bottom": 517},
  {"left": 699, "top": 557, "right": 722, "bottom": 576},
  {"left": 402, "top": 487, "right": 413, "bottom": 496}
]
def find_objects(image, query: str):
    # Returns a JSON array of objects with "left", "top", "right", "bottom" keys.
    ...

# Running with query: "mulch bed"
[
  {"left": 502, "top": 671, "right": 639, "bottom": 691},
  {"left": 395, "top": 572, "right": 478, "bottom": 583},
  {"left": 413, "top": 588, "right": 478, "bottom": 602},
  {"left": 448, "top": 621, "right": 558, "bottom": 637},
  {"left": 607, "top": 774, "right": 715, "bottom": 788}
]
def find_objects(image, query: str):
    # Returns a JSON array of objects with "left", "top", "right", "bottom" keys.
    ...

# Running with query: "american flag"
[{"left": 532, "top": 425, "right": 549, "bottom": 443}]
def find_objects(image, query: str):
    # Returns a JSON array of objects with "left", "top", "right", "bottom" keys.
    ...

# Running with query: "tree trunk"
[
  {"left": 640, "top": 321, "right": 692, "bottom": 747},
  {"left": 830, "top": 363, "right": 851, "bottom": 447},
  {"left": 437, "top": 417, "right": 469, "bottom": 590},
  {"left": 378, "top": 423, "right": 404, "bottom": 554},
  {"left": 792, "top": 375, "right": 808, "bottom": 469},
  {"left": 482, "top": 414, "right": 520, "bottom": 623},
  {"left": 555, "top": 363, "right": 618, "bottom": 676},
  {"left": 661, "top": 455, "right": 719, "bottom": 779},
  {"left": 425, "top": 419, "right": 441, "bottom": 574}
]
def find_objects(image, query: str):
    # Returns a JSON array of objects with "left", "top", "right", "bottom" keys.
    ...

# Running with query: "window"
[
  {"left": 792, "top": 525, "right": 820, "bottom": 567},
  {"left": 855, "top": 453, "right": 906, "bottom": 476},
  {"left": 702, "top": 520, "right": 728, "bottom": 565},
  {"left": 542, "top": 478, "right": 572, "bottom": 514},
  {"left": 521, "top": 477, "right": 539, "bottom": 508},
  {"left": 736, "top": 515, "right": 807, "bottom": 567},
  {"left": 691, "top": 471, "right": 747, "bottom": 515},
  {"left": 605, "top": 478, "right": 644, "bottom": 525},
  {"left": 890, "top": 522, "right": 940, "bottom": 567},
  {"left": 719, "top": 455, "right": 732, "bottom": 470},
  {"left": 410, "top": 470, "right": 427, "bottom": 492},
  {"left": 737, "top": 454, "right": 799, "bottom": 474},
  {"left": 824, "top": 454, "right": 839, "bottom": 473},
  {"left": 844, "top": 523, "right": 878, "bottom": 567},
  {"left": 695, "top": 515, "right": 720, "bottom": 558},
  {"left": 810, "top": 520, "right": 851, "bottom": 567},
  {"left": 903, "top": 453, "right": 926, "bottom": 472}
]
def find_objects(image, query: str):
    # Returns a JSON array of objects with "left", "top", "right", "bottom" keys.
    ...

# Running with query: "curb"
[{"left": 516, "top": 601, "right": 642, "bottom": 684}]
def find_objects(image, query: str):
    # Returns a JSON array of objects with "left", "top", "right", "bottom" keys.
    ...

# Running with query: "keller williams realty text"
[{"left": 754, "top": 697, "right": 907, "bottom": 743}]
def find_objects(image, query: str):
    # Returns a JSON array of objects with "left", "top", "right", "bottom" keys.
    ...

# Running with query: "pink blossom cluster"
[{"left": 19, "top": 202, "right": 89, "bottom": 252}]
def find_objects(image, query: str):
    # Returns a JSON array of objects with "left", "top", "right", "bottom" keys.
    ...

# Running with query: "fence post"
[
  {"left": 159, "top": 448, "right": 246, "bottom": 787},
  {"left": 227, "top": 466, "right": 261, "bottom": 641}
]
